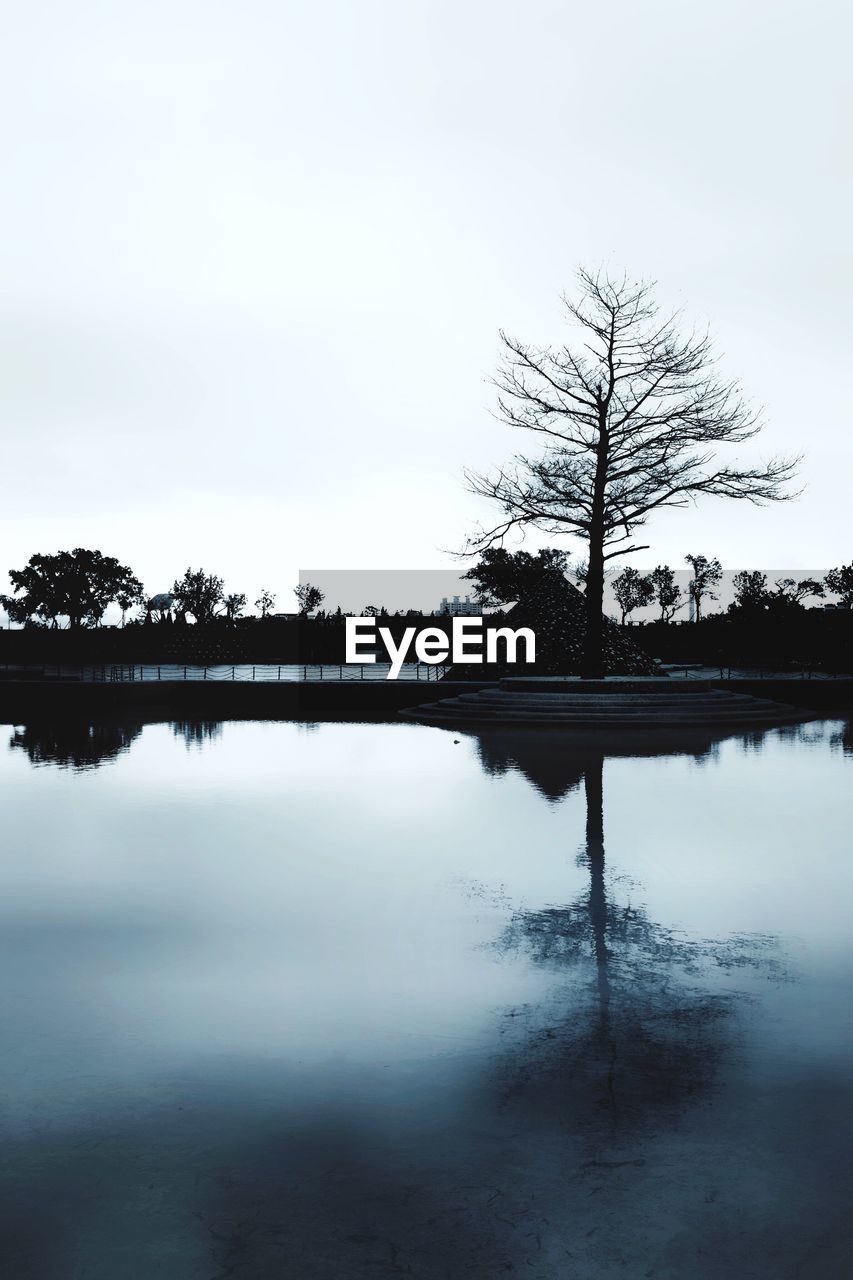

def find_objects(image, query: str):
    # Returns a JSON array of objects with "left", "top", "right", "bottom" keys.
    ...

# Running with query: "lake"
[{"left": 1, "top": 716, "right": 851, "bottom": 1278}]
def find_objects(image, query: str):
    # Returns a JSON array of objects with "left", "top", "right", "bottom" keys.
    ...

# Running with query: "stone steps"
[
  {"left": 404, "top": 705, "right": 807, "bottom": 727},
  {"left": 400, "top": 678, "right": 812, "bottom": 729},
  {"left": 427, "top": 703, "right": 788, "bottom": 719},
  {"left": 500, "top": 677, "right": 715, "bottom": 693},
  {"left": 450, "top": 691, "right": 767, "bottom": 709}
]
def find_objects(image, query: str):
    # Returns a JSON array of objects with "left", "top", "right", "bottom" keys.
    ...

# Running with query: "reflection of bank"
[
  {"left": 469, "top": 725, "right": 793, "bottom": 1128},
  {"left": 8, "top": 718, "right": 223, "bottom": 769},
  {"left": 9, "top": 721, "right": 145, "bottom": 770},
  {"left": 170, "top": 720, "right": 223, "bottom": 749}
]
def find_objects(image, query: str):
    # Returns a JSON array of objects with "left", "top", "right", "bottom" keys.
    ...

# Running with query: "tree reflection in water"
[
  {"left": 8, "top": 718, "right": 226, "bottom": 768},
  {"left": 171, "top": 720, "right": 223, "bottom": 749},
  {"left": 831, "top": 718, "right": 853, "bottom": 756},
  {"left": 473, "top": 728, "right": 791, "bottom": 1131},
  {"left": 9, "top": 721, "right": 144, "bottom": 770}
]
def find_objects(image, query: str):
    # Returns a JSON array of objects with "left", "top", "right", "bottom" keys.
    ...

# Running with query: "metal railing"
[{"left": 2, "top": 662, "right": 452, "bottom": 683}]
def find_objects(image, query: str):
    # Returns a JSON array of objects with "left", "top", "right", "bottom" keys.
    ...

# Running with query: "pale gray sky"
[{"left": 1, "top": 0, "right": 850, "bottom": 613}]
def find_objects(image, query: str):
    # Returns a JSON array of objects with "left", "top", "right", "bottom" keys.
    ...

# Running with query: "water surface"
[{"left": 1, "top": 716, "right": 851, "bottom": 1278}]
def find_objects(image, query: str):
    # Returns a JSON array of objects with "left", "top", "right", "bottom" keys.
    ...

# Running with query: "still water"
[{"left": 1, "top": 717, "right": 852, "bottom": 1278}]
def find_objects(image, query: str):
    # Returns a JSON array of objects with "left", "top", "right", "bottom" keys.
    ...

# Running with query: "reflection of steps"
[{"left": 401, "top": 678, "right": 812, "bottom": 728}]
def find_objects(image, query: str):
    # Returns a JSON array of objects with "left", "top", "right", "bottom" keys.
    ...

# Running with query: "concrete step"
[
  {"left": 404, "top": 713, "right": 804, "bottom": 729},
  {"left": 451, "top": 692, "right": 760, "bottom": 708},
  {"left": 433, "top": 702, "right": 795, "bottom": 720},
  {"left": 446, "top": 695, "right": 786, "bottom": 713},
  {"left": 403, "top": 701, "right": 805, "bottom": 727},
  {"left": 499, "top": 677, "right": 717, "bottom": 693},
  {"left": 401, "top": 678, "right": 813, "bottom": 728}
]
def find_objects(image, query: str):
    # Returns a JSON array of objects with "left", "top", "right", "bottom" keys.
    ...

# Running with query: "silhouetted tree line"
[
  {"left": 0, "top": 553, "right": 283, "bottom": 631},
  {"left": 608, "top": 556, "right": 852, "bottom": 672},
  {"left": 611, "top": 558, "right": 845, "bottom": 625},
  {"left": 460, "top": 548, "right": 852, "bottom": 673},
  {"left": 642, "top": 608, "right": 852, "bottom": 674},
  {"left": 1, "top": 544, "right": 851, "bottom": 670},
  {"left": 0, "top": 550, "right": 496, "bottom": 663},
  {"left": 0, "top": 551, "right": 330, "bottom": 633}
]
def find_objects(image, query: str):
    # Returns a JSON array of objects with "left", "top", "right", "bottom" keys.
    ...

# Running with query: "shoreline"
[{"left": 1, "top": 676, "right": 852, "bottom": 722}]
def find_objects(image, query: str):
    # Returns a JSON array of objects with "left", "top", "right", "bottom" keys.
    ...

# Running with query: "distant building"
[{"left": 435, "top": 594, "right": 482, "bottom": 616}]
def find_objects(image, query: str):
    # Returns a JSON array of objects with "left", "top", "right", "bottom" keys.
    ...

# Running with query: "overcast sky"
[{"left": 1, "top": 0, "right": 850, "bottom": 613}]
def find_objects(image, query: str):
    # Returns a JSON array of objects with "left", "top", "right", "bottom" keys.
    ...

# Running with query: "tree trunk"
[
  {"left": 583, "top": 756, "right": 610, "bottom": 1037},
  {"left": 581, "top": 405, "right": 609, "bottom": 678},
  {"left": 582, "top": 537, "right": 606, "bottom": 677}
]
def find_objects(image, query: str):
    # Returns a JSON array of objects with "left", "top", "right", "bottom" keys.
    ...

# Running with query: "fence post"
[
  {"left": 204, "top": 666, "right": 207, "bottom": 680},
  {"left": 184, "top": 666, "right": 187, "bottom": 680},
  {"left": 278, "top": 665, "right": 281, "bottom": 681},
  {"left": 232, "top": 665, "right": 235, "bottom": 680},
  {"left": 253, "top": 666, "right": 256, "bottom": 681}
]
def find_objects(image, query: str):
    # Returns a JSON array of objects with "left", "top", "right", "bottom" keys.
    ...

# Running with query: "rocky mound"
[{"left": 445, "top": 573, "right": 656, "bottom": 678}]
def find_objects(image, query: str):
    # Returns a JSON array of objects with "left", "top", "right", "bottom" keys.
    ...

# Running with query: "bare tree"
[{"left": 465, "top": 269, "right": 798, "bottom": 675}]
